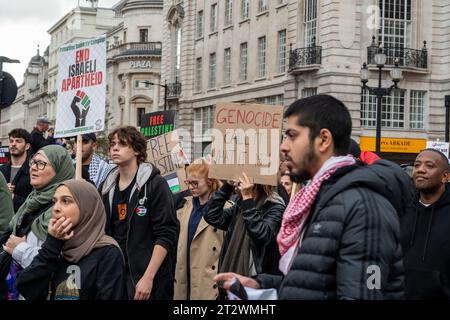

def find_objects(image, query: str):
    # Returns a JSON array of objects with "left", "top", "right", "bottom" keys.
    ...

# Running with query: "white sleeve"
[{"left": 12, "top": 232, "right": 44, "bottom": 268}]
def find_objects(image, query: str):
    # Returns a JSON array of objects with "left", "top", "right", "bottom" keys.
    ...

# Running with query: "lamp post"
[
  {"left": 141, "top": 80, "right": 167, "bottom": 111},
  {"left": 361, "top": 47, "right": 403, "bottom": 155},
  {"left": 445, "top": 95, "right": 450, "bottom": 143}
]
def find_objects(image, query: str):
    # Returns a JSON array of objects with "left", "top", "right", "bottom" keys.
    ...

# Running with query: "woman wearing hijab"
[
  {"left": 1, "top": 145, "right": 74, "bottom": 300},
  {"left": 16, "top": 179, "right": 125, "bottom": 300}
]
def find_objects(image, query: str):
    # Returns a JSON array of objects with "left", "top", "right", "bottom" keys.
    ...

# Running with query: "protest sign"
[
  {"left": 140, "top": 110, "right": 176, "bottom": 139},
  {"left": 0, "top": 146, "right": 9, "bottom": 165},
  {"left": 426, "top": 141, "right": 450, "bottom": 158},
  {"left": 209, "top": 102, "right": 283, "bottom": 186},
  {"left": 146, "top": 130, "right": 188, "bottom": 193},
  {"left": 54, "top": 35, "right": 107, "bottom": 138}
]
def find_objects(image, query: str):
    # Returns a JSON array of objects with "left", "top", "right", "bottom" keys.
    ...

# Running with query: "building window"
[
  {"left": 210, "top": 3, "right": 218, "bottom": 33},
  {"left": 197, "top": 10, "right": 204, "bottom": 38},
  {"left": 239, "top": 42, "right": 248, "bottom": 81},
  {"left": 361, "top": 90, "right": 405, "bottom": 129},
  {"left": 301, "top": 87, "right": 318, "bottom": 98},
  {"left": 194, "top": 106, "right": 215, "bottom": 137},
  {"left": 225, "top": 0, "right": 233, "bottom": 26},
  {"left": 379, "top": 0, "right": 412, "bottom": 49},
  {"left": 304, "top": 0, "right": 317, "bottom": 47},
  {"left": 277, "top": 30, "right": 287, "bottom": 73},
  {"left": 256, "top": 95, "right": 284, "bottom": 106},
  {"left": 258, "top": 36, "right": 266, "bottom": 78},
  {"left": 209, "top": 53, "right": 216, "bottom": 89},
  {"left": 258, "top": 0, "right": 268, "bottom": 13},
  {"left": 172, "top": 22, "right": 182, "bottom": 82},
  {"left": 410, "top": 90, "right": 426, "bottom": 129},
  {"left": 278, "top": 0, "right": 287, "bottom": 4},
  {"left": 134, "top": 80, "right": 151, "bottom": 89},
  {"left": 137, "top": 107, "right": 146, "bottom": 126},
  {"left": 241, "top": 0, "right": 249, "bottom": 20},
  {"left": 223, "top": 48, "right": 232, "bottom": 85},
  {"left": 123, "top": 31, "right": 127, "bottom": 43},
  {"left": 195, "top": 58, "right": 203, "bottom": 92},
  {"left": 139, "top": 29, "right": 148, "bottom": 43}
]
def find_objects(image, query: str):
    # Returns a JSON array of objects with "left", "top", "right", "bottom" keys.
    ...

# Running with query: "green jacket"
[{"left": 0, "top": 173, "right": 14, "bottom": 234}]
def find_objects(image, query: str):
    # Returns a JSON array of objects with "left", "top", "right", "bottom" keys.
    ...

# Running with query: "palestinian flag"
[{"left": 164, "top": 172, "right": 181, "bottom": 193}]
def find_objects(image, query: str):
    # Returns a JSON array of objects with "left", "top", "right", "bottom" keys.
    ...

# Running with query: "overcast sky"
[{"left": 0, "top": 0, "right": 119, "bottom": 85}]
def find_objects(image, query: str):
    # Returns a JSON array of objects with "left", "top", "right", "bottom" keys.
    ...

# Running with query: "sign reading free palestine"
[{"left": 54, "top": 35, "right": 106, "bottom": 138}]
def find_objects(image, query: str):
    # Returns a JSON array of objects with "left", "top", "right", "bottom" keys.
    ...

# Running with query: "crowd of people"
[{"left": 1, "top": 94, "right": 450, "bottom": 300}]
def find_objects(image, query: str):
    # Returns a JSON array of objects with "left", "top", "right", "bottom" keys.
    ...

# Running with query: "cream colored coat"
[{"left": 174, "top": 196, "right": 225, "bottom": 300}]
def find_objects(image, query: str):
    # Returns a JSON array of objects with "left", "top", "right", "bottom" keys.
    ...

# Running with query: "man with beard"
[
  {"left": 76, "top": 133, "right": 114, "bottom": 188},
  {"left": 0, "top": 129, "right": 33, "bottom": 212},
  {"left": 215, "top": 94, "right": 411, "bottom": 300},
  {"left": 400, "top": 149, "right": 450, "bottom": 299}
]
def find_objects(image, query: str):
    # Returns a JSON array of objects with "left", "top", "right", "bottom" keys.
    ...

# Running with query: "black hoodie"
[{"left": 401, "top": 184, "right": 450, "bottom": 299}]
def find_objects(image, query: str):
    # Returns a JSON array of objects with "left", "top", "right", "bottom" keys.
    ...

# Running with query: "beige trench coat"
[{"left": 174, "top": 196, "right": 225, "bottom": 300}]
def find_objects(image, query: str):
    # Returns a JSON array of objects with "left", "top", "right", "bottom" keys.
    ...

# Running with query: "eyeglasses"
[
  {"left": 184, "top": 180, "right": 200, "bottom": 188},
  {"left": 29, "top": 159, "right": 48, "bottom": 171}
]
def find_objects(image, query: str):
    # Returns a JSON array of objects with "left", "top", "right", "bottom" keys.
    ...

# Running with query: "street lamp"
[
  {"left": 141, "top": 80, "right": 167, "bottom": 111},
  {"left": 361, "top": 47, "right": 403, "bottom": 155}
]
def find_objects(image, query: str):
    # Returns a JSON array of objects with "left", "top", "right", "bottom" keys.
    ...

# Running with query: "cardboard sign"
[
  {"left": 209, "top": 102, "right": 283, "bottom": 186},
  {"left": 426, "top": 141, "right": 450, "bottom": 159},
  {"left": 54, "top": 36, "right": 107, "bottom": 138},
  {"left": 0, "top": 146, "right": 9, "bottom": 165},
  {"left": 146, "top": 130, "right": 188, "bottom": 193},
  {"left": 140, "top": 110, "right": 175, "bottom": 139}
]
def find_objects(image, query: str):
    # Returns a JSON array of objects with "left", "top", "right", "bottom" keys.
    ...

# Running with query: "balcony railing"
[
  {"left": 367, "top": 38, "right": 428, "bottom": 69},
  {"left": 108, "top": 42, "right": 162, "bottom": 57},
  {"left": 289, "top": 44, "right": 322, "bottom": 71},
  {"left": 167, "top": 82, "right": 181, "bottom": 98}
]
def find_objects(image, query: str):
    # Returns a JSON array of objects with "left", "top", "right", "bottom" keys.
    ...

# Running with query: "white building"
[{"left": 162, "top": 0, "right": 450, "bottom": 162}]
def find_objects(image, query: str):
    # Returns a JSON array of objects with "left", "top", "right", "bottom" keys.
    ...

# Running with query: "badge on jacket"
[{"left": 136, "top": 206, "right": 147, "bottom": 217}]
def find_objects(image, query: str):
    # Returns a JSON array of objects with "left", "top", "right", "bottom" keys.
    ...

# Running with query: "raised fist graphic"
[{"left": 70, "top": 90, "right": 91, "bottom": 127}]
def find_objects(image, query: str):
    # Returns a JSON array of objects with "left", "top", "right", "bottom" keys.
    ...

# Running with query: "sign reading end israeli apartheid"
[
  {"left": 146, "top": 130, "right": 188, "bottom": 193},
  {"left": 54, "top": 35, "right": 106, "bottom": 138},
  {"left": 140, "top": 110, "right": 175, "bottom": 139},
  {"left": 209, "top": 102, "right": 283, "bottom": 186}
]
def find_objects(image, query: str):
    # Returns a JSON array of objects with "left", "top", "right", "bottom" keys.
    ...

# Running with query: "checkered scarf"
[{"left": 277, "top": 156, "right": 356, "bottom": 267}]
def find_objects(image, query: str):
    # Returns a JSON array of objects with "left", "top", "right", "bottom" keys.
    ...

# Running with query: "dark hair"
[
  {"left": 8, "top": 128, "right": 31, "bottom": 144},
  {"left": 348, "top": 139, "right": 361, "bottom": 159},
  {"left": 284, "top": 95, "right": 352, "bottom": 156},
  {"left": 108, "top": 126, "right": 147, "bottom": 164}
]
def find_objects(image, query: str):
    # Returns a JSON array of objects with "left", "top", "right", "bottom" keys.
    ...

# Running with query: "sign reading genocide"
[
  {"left": 0, "top": 146, "right": 10, "bottom": 164},
  {"left": 140, "top": 110, "right": 176, "bottom": 139},
  {"left": 209, "top": 102, "right": 283, "bottom": 186},
  {"left": 54, "top": 35, "right": 107, "bottom": 138},
  {"left": 146, "top": 130, "right": 188, "bottom": 193}
]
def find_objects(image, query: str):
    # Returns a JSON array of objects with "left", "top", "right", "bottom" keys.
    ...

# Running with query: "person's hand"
[
  {"left": 214, "top": 272, "right": 260, "bottom": 290},
  {"left": 238, "top": 172, "right": 254, "bottom": 200},
  {"left": 7, "top": 183, "right": 15, "bottom": 194},
  {"left": 134, "top": 276, "right": 153, "bottom": 300},
  {"left": 2, "top": 235, "right": 26, "bottom": 254},
  {"left": 48, "top": 217, "right": 74, "bottom": 241},
  {"left": 226, "top": 180, "right": 239, "bottom": 188}
]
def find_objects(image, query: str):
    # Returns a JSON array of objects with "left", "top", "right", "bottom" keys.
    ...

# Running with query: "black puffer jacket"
[
  {"left": 204, "top": 183, "right": 285, "bottom": 276},
  {"left": 257, "top": 160, "right": 413, "bottom": 300}
]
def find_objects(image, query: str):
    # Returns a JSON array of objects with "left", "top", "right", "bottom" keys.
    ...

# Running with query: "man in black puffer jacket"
[{"left": 215, "top": 95, "right": 411, "bottom": 300}]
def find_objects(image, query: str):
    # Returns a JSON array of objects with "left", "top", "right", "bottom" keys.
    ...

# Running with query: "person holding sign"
[
  {"left": 204, "top": 171, "right": 285, "bottom": 298},
  {"left": 100, "top": 126, "right": 179, "bottom": 300},
  {"left": 174, "top": 159, "right": 224, "bottom": 300},
  {"left": 15, "top": 180, "right": 125, "bottom": 300},
  {"left": 215, "top": 95, "right": 409, "bottom": 300},
  {"left": 1, "top": 145, "right": 75, "bottom": 300}
]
